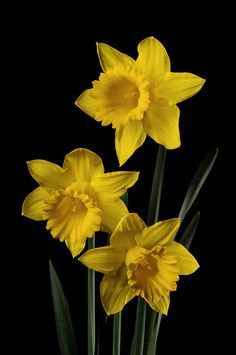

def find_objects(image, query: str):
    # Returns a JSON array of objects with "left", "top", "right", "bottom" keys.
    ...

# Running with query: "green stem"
[
  {"left": 130, "top": 297, "right": 146, "bottom": 355},
  {"left": 147, "top": 145, "right": 166, "bottom": 226},
  {"left": 144, "top": 145, "right": 166, "bottom": 354},
  {"left": 87, "top": 236, "right": 95, "bottom": 355},
  {"left": 112, "top": 312, "right": 121, "bottom": 355}
]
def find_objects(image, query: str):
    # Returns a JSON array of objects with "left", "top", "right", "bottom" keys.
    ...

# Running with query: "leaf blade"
[
  {"left": 49, "top": 260, "right": 78, "bottom": 355},
  {"left": 179, "top": 148, "right": 218, "bottom": 222}
]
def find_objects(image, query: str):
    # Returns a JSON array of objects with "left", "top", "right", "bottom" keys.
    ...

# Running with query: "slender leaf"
[
  {"left": 147, "top": 145, "right": 166, "bottom": 226},
  {"left": 179, "top": 148, "right": 218, "bottom": 222},
  {"left": 49, "top": 260, "right": 78, "bottom": 355},
  {"left": 130, "top": 298, "right": 146, "bottom": 355},
  {"left": 87, "top": 236, "right": 96, "bottom": 355},
  {"left": 112, "top": 312, "right": 121, "bottom": 355},
  {"left": 179, "top": 212, "right": 200, "bottom": 248}
]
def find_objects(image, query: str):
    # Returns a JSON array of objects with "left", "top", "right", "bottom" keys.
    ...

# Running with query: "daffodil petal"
[
  {"left": 145, "top": 295, "right": 170, "bottom": 315},
  {"left": 79, "top": 246, "right": 125, "bottom": 274},
  {"left": 166, "top": 241, "right": 199, "bottom": 275},
  {"left": 75, "top": 89, "right": 98, "bottom": 118},
  {"left": 100, "top": 265, "right": 135, "bottom": 314},
  {"left": 22, "top": 187, "right": 49, "bottom": 221},
  {"left": 137, "top": 218, "right": 180, "bottom": 249},
  {"left": 155, "top": 72, "right": 206, "bottom": 105},
  {"left": 111, "top": 213, "right": 146, "bottom": 249},
  {"left": 135, "top": 36, "right": 170, "bottom": 85},
  {"left": 91, "top": 171, "right": 139, "bottom": 201},
  {"left": 115, "top": 120, "right": 146, "bottom": 166},
  {"left": 98, "top": 198, "right": 128, "bottom": 234},
  {"left": 63, "top": 148, "right": 104, "bottom": 182},
  {"left": 144, "top": 103, "right": 180, "bottom": 149},
  {"left": 27, "top": 160, "right": 73, "bottom": 191},
  {"left": 65, "top": 238, "right": 86, "bottom": 258},
  {"left": 96, "top": 42, "right": 135, "bottom": 72}
]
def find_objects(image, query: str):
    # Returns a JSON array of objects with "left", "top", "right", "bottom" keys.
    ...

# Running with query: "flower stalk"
[{"left": 87, "top": 236, "right": 96, "bottom": 355}]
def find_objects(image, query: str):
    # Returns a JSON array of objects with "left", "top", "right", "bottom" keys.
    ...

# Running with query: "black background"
[{"left": 4, "top": 1, "right": 233, "bottom": 354}]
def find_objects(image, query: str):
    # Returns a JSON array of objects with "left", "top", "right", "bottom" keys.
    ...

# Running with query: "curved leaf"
[
  {"left": 49, "top": 260, "right": 78, "bottom": 355},
  {"left": 179, "top": 148, "right": 218, "bottom": 221}
]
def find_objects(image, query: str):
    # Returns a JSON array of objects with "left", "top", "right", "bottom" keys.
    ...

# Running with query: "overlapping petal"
[
  {"left": 167, "top": 241, "right": 200, "bottom": 275},
  {"left": 96, "top": 42, "right": 135, "bottom": 72},
  {"left": 111, "top": 213, "right": 146, "bottom": 249},
  {"left": 91, "top": 171, "right": 139, "bottom": 201},
  {"left": 136, "top": 218, "right": 180, "bottom": 249},
  {"left": 22, "top": 187, "right": 49, "bottom": 220},
  {"left": 98, "top": 198, "right": 128, "bottom": 233},
  {"left": 135, "top": 36, "right": 171, "bottom": 85},
  {"left": 155, "top": 72, "right": 206, "bottom": 105},
  {"left": 145, "top": 295, "right": 170, "bottom": 315},
  {"left": 63, "top": 148, "right": 104, "bottom": 182},
  {"left": 27, "top": 160, "right": 73, "bottom": 191},
  {"left": 75, "top": 89, "right": 98, "bottom": 118},
  {"left": 79, "top": 246, "right": 125, "bottom": 274},
  {"left": 143, "top": 103, "right": 180, "bottom": 149},
  {"left": 115, "top": 120, "right": 146, "bottom": 166},
  {"left": 100, "top": 265, "right": 135, "bottom": 315}
]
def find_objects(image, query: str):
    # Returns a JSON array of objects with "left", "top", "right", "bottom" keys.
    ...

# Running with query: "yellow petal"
[
  {"left": 63, "top": 148, "right": 104, "bottom": 182},
  {"left": 65, "top": 238, "right": 86, "bottom": 258},
  {"left": 155, "top": 72, "right": 206, "bottom": 105},
  {"left": 166, "top": 241, "right": 199, "bottom": 275},
  {"left": 144, "top": 103, "right": 180, "bottom": 149},
  {"left": 100, "top": 265, "right": 135, "bottom": 314},
  {"left": 27, "top": 160, "right": 73, "bottom": 191},
  {"left": 145, "top": 295, "right": 170, "bottom": 315},
  {"left": 91, "top": 171, "right": 139, "bottom": 201},
  {"left": 79, "top": 246, "right": 124, "bottom": 274},
  {"left": 135, "top": 37, "right": 170, "bottom": 85},
  {"left": 22, "top": 187, "right": 49, "bottom": 221},
  {"left": 98, "top": 198, "right": 128, "bottom": 234},
  {"left": 115, "top": 120, "right": 146, "bottom": 166},
  {"left": 111, "top": 213, "right": 146, "bottom": 249},
  {"left": 137, "top": 218, "right": 180, "bottom": 249},
  {"left": 96, "top": 42, "right": 135, "bottom": 72},
  {"left": 75, "top": 89, "right": 99, "bottom": 119}
]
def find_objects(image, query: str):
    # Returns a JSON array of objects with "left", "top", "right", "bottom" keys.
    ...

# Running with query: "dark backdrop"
[{"left": 4, "top": 1, "right": 233, "bottom": 354}]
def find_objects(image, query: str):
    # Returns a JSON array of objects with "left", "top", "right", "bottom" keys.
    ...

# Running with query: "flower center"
[
  {"left": 125, "top": 245, "right": 179, "bottom": 301},
  {"left": 43, "top": 182, "right": 101, "bottom": 247},
  {"left": 91, "top": 63, "right": 150, "bottom": 128}
]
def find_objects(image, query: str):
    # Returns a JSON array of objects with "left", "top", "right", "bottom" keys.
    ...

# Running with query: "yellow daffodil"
[
  {"left": 75, "top": 36, "right": 205, "bottom": 166},
  {"left": 79, "top": 213, "right": 199, "bottom": 315},
  {"left": 22, "top": 148, "right": 139, "bottom": 257}
]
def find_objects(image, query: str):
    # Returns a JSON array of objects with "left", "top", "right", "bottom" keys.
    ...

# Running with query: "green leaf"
[
  {"left": 49, "top": 260, "right": 78, "bottom": 355},
  {"left": 179, "top": 148, "right": 218, "bottom": 222},
  {"left": 147, "top": 145, "right": 166, "bottom": 226},
  {"left": 178, "top": 212, "right": 200, "bottom": 249},
  {"left": 112, "top": 312, "right": 121, "bottom": 355}
]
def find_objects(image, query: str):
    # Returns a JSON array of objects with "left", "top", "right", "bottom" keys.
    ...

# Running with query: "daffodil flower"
[
  {"left": 75, "top": 36, "right": 205, "bottom": 166},
  {"left": 22, "top": 148, "right": 139, "bottom": 257},
  {"left": 79, "top": 213, "right": 199, "bottom": 315}
]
